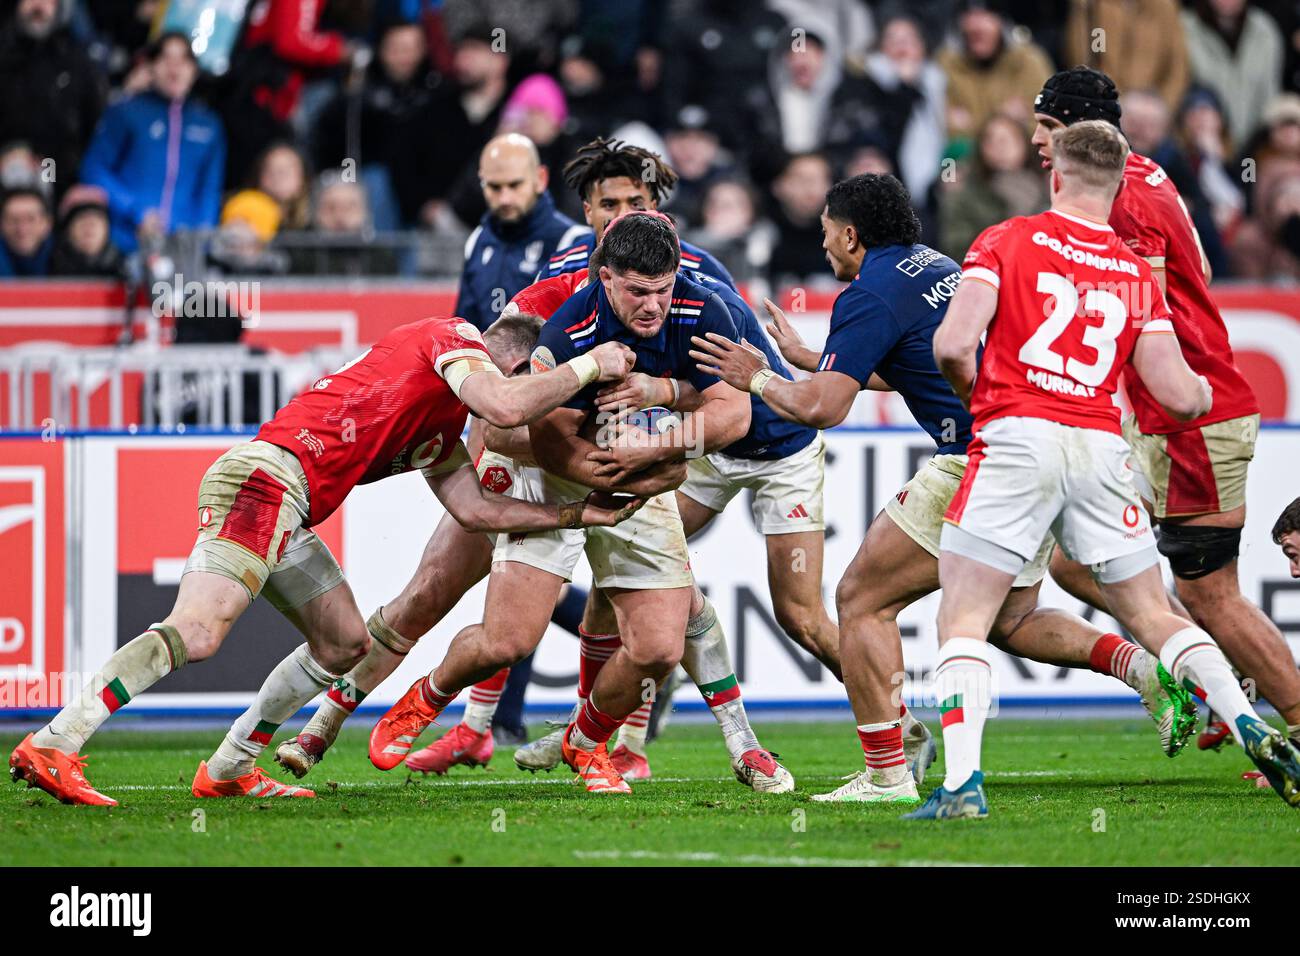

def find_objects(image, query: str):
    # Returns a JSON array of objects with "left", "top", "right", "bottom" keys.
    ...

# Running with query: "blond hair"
[{"left": 1051, "top": 120, "right": 1130, "bottom": 195}]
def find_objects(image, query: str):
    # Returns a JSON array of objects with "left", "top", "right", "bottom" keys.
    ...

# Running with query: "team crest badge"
[{"left": 481, "top": 466, "right": 513, "bottom": 493}]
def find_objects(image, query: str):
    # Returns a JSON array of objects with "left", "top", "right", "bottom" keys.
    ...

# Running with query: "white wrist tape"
[
  {"left": 568, "top": 354, "right": 600, "bottom": 388},
  {"left": 749, "top": 368, "right": 777, "bottom": 397},
  {"left": 667, "top": 377, "right": 681, "bottom": 407}
]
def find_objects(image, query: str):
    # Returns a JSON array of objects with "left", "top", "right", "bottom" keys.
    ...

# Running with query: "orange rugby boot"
[
  {"left": 560, "top": 725, "right": 631, "bottom": 794},
  {"left": 9, "top": 733, "right": 117, "bottom": 806},
  {"left": 192, "top": 760, "right": 314, "bottom": 798},
  {"left": 369, "top": 678, "right": 444, "bottom": 770}
]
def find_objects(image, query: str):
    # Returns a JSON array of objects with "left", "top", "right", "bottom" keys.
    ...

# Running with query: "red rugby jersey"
[
  {"left": 504, "top": 271, "right": 588, "bottom": 321},
  {"left": 257, "top": 316, "right": 490, "bottom": 526},
  {"left": 1110, "top": 153, "right": 1258, "bottom": 433},
  {"left": 963, "top": 208, "right": 1173, "bottom": 435}
]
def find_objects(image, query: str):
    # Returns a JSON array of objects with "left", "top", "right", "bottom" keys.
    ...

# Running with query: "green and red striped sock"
[
  {"left": 934, "top": 637, "right": 993, "bottom": 791},
  {"left": 36, "top": 627, "right": 185, "bottom": 753},
  {"left": 99, "top": 677, "right": 131, "bottom": 714}
]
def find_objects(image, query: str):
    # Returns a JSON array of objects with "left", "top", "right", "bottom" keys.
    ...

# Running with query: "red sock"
[
  {"left": 1088, "top": 633, "right": 1138, "bottom": 682},
  {"left": 623, "top": 700, "right": 652, "bottom": 731},
  {"left": 469, "top": 668, "right": 510, "bottom": 701},
  {"left": 899, "top": 701, "right": 908, "bottom": 719},
  {"left": 578, "top": 628, "right": 621, "bottom": 700},
  {"left": 858, "top": 723, "right": 906, "bottom": 772},
  {"left": 420, "top": 676, "right": 458, "bottom": 711},
  {"left": 574, "top": 696, "right": 622, "bottom": 748}
]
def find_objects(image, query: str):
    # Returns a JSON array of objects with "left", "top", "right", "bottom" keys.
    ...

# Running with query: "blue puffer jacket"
[{"left": 80, "top": 91, "right": 226, "bottom": 253}]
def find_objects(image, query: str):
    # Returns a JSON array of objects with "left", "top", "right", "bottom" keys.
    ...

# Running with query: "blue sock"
[
  {"left": 493, "top": 652, "right": 533, "bottom": 732},
  {"left": 550, "top": 586, "right": 588, "bottom": 637}
]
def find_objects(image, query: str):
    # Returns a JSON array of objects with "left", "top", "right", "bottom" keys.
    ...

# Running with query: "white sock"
[
  {"left": 681, "top": 599, "right": 760, "bottom": 760},
  {"left": 934, "top": 637, "right": 994, "bottom": 791},
  {"left": 208, "top": 644, "right": 335, "bottom": 780},
  {"left": 617, "top": 700, "right": 652, "bottom": 755},
  {"left": 463, "top": 671, "right": 508, "bottom": 734},
  {"left": 298, "top": 615, "right": 409, "bottom": 746},
  {"left": 35, "top": 625, "right": 186, "bottom": 753},
  {"left": 1159, "top": 627, "right": 1258, "bottom": 744}
]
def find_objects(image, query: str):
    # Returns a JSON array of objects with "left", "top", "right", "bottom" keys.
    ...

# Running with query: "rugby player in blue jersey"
[
  {"left": 515, "top": 211, "right": 838, "bottom": 783},
  {"left": 542, "top": 137, "right": 736, "bottom": 288},
  {"left": 379, "top": 212, "right": 798, "bottom": 794},
  {"left": 693, "top": 174, "right": 1192, "bottom": 802}
]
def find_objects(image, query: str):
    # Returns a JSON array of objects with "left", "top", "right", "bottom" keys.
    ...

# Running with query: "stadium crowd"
[{"left": 4, "top": 0, "right": 1300, "bottom": 284}]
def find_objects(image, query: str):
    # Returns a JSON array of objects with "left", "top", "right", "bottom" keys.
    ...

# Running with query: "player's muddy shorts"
[
  {"left": 475, "top": 449, "right": 545, "bottom": 502},
  {"left": 679, "top": 432, "right": 825, "bottom": 534},
  {"left": 942, "top": 417, "right": 1157, "bottom": 575},
  {"left": 1122, "top": 413, "right": 1258, "bottom": 519},
  {"left": 886, "top": 452, "right": 1052, "bottom": 588},
  {"left": 493, "top": 471, "right": 693, "bottom": 590},
  {"left": 183, "top": 440, "right": 344, "bottom": 609}
]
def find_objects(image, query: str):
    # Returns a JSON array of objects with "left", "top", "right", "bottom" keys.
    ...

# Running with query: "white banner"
[{"left": 55, "top": 427, "right": 1300, "bottom": 712}]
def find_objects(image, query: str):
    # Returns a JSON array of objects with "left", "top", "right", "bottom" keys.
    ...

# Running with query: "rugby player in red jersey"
[
  {"left": 911, "top": 121, "right": 1299, "bottom": 818},
  {"left": 1031, "top": 67, "right": 1300, "bottom": 753},
  {"left": 8, "top": 316, "right": 639, "bottom": 805},
  {"left": 267, "top": 272, "right": 592, "bottom": 781}
]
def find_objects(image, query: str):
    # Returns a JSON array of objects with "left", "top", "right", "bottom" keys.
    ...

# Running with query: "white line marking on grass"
[
  {"left": 101, "top": 770, "right": 1149, "bottom": 794},
  {"left": 106, "top": 775, "right": 732, "bottom": 792},
  {"left": 573, "top": 849, "right": 1021, "bottom": 867}
]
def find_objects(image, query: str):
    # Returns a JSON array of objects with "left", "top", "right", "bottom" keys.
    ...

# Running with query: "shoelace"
[
  {"left": 66, "top": 753, "right": 92, "bottom": 784},
  {"left": 577, "top": 745, "right": 621, "bottom": 780}
]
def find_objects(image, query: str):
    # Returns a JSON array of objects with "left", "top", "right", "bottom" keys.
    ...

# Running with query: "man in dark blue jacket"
[
  {"left": 454, "top": 134, "right": 586, "bottom": 331},
  {"left": 80, "top": 32, "right": 225, "bottom": 254}
]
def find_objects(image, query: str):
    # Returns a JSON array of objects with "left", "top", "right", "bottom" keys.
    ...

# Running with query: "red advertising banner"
[
  {"left": 0, "top": 281, "right": 1296, "bottom": 428},
  {"left": 0, "top": 439, "right": 65, "bottom": 707}
]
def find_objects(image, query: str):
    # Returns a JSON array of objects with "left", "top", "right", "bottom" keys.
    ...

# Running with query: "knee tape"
[
  {"left": 366, "top": 607, "right": 418, "bottom": 655},
  {"left": 147, "top": 622, "right": 188, "bottom": 670},
  {"left": 1156, "top": 524, "right": 1241, "bottom": 580}
]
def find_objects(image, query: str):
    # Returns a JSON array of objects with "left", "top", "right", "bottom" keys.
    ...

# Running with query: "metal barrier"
[{"left": 0, "top": 344, "right": 352, "bottom": 431}]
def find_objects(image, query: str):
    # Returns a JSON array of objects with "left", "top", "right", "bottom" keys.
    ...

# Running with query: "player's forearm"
[
  {"left": 457, "top": 494, "right": 587, "bottom": 534},
  {"left": 612, "top": 459, "right": 688, "bottom": 497},
  {"left": 936, "top": 354, "right": 977, "bottom": 409},
  {"left": 781, "top": 342, "right": 821, "bottom": 373},
  {"left": 756, "top": 375, "right": 843, "bottom": 429},
  {"left": 483, "top": 423, "right": 536, "bottom": 464},
  {"left": 532, "top": 435, "right": 628, "bottom": 492},
  {"left": 1151, "top": 371, "right": 1212, "bottom": 421},
  {"left": 671, "top": 380, "right": 703, "bottom": 412},
  {"left": 641, "top": 396, "right": 748, "bottom": 462},
  {"left": 693, "top": 396, "right": 750, "bottom": 454},
  {"left": 472, "top": 360, "right": 595, "bottom": 428}
]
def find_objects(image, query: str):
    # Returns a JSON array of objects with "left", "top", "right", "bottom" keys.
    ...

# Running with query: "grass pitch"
[{"left": 2, "top": 717, "right": 1297, "bottom": 866}]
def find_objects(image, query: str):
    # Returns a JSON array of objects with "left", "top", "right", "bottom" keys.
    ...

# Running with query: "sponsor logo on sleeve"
[{"left": 531, "top": 346, "right": 557, "bottom": 375}]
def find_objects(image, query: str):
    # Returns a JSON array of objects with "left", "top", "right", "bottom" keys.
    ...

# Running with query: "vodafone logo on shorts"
[
  {"left": 1121, "top": 503, "right": 1149, "bottom": 540},
  {"left": 199, "top": 506, "right": 213, "bottom": 528}
]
